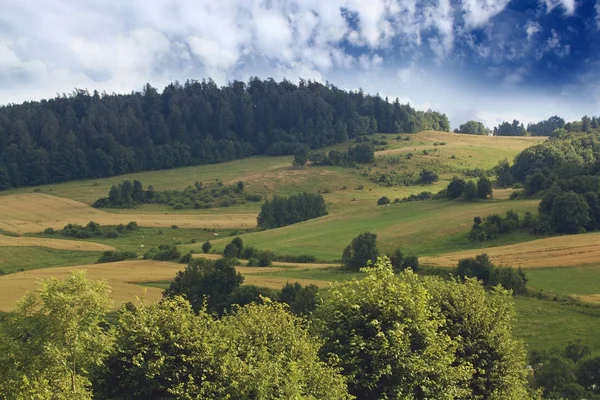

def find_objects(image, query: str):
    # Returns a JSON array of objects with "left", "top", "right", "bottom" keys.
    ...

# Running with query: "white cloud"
[
  {"left": 525, "top": 20, "right": 541, "bottom": 41},
  {"left": 546, "top": 29, "right": 570, "bottom": 57},
  {"left": 460, "top": 0, "right": 511, "bottom": 29},
  {"left": 542, "top": 0, "right": 576, "bottom": 16}
]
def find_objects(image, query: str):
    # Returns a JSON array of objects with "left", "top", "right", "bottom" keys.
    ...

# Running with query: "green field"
[
  {"left": 182, "top": 198, "right": 540, "bottom": 260},
  {"left": 0, "top": 247, "right": 101, "bottom": 274},
  {"left": 526, "top": 264, "right": 600, "bottom": 299}
]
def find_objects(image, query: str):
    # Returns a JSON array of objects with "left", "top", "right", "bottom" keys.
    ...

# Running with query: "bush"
[
  {"left": 44, "top": 227, "right": 55, "bottom": 235},
  {"left": 419, "top": 169, "right": 439, "bottom": 184},
  {"left": 223, "top": 243, "right": 240, "bottom": 259},
  {"left": 341, "top": 232, "right": 379, "bottom": 271},
  {"left": 171, "top": 225, "right": 179, "bottom": 229},
  {"left": 201, "top": 241, "right": 212, "bottom": 253},
  {"left": 178, "top": 253, "right": 193, "bottom": 264},
  {"left": 377, "top": 196, "right": 391, "bottom": 206},
  {"left": 75, "top": 230, "right": 94, "bottom": 239},
  {"left": 97, "top": 251, "right": 137, "bottom": 263},
  {"left": 144, "top": 244, "right": 181, "bottom": 261},
  {"left": 103, "top": 230, "right": 120, "bottom": 239},
  {"left": 258, "top": 252, "right": 273, "bottom": 267}
]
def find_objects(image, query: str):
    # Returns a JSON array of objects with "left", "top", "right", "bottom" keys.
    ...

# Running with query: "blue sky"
[{"left": 0, "top": 0, "right": 598, "bottom": 128}]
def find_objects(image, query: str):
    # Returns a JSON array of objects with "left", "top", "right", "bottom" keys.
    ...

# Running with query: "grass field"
[
  {"left": 182, "top": 198, "right": 540, "bottom": 260},
  {"left": 421, "top": 232, "right": 600, "bottom": 268},
  {"left": 525, "top": 264, "right": 600, "bottom": 302},
  {"left": 0, "top": 247, "right": 101, "bottom": 274}
]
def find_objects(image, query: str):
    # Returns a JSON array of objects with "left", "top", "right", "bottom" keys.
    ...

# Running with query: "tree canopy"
[{"left": 454, "top": 120, "right": 490, "bottom": 135}]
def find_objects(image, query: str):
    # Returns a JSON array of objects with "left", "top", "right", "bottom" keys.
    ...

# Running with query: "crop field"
[
  {"left": 0, "top": 193, "right": 257, "bottom": 234},
  {"left": 0, "top": 234, "right": 115, "bottom": 252},
  {"left": 0, "top": 247, "right": 101, "bottom": 274},
  {"left": 420, "top": 232, "right": 600, "bottom": 268},
  {"left": 0, "top": 259, "right": 335, "bottom": 312}
]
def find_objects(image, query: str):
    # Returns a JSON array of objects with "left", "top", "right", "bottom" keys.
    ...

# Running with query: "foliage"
[
  {"left": 527, "top": 116, "right": 565, "bottom": 137},
  {"left": 93, "top": 179, "right": 253, "bottom": 210},
  {"left": 201, "top": 241, "right": 212, "bottom": 253},
  {"left": 216, "top": 301, "right": 351, "bottom": 399},
  {"left": 0, "top": 271, "right": 112, "bottom": 399},
  {"left": 445, "top": 176, "right": 493, "bottom": 201},
  {"left": 454, "top": 120, "right": 490, "bottom": 135},
  {"left": 143, "top": 244, "right": 181, "bottom": 261},
  {"left": 376, "top": 195, "right": 390, "bottom": 205},
  {"left": 476, "top": 176, "right": 493, "bottom": 199},
  {"left": 309, "top": 143, "right": 375, "bottom": 167},
  {"left": 257, "top": 192, "right": 327, "bottom": 229},
  {"left": 419, "top": 168, "right": 439, "bottom": 184},
  {"left": 341, "top": 232, "right": 379, "bottom": 271},
  {"left": 388, "top": 248, "right": 419, "bottom": 273},
  {"left": 455, "top": 254, "right": 528, "bottom": 295},
  {"left": 469, "top": 210, "right": 521, "bottom": 241},
  {"left": 494, "top": 159, "right": 514, "bottom": 187},
  {"left": 548, "top": 191, "right": 590, "bottom": 234},
  {"left": 292, "top": 146, "right": 308, "bottom": 168},
  {"left": 96, "top": 250, "right": 137, "bottom": 263},
  {"left": 401, "top": 191, "right": 433, "bottom": 202},
  {"left": 425, "top": 278, "right": 532, "bottom": 399},
  {"left": 316, "top": 259, "right": 473, "bottom": 399},
  {"left": 164, "top": 258, "right": 243, "bottom": 315},
  {"left": 494, "top": 120, "right": 527, "bottom": 136},
  {"left": 278, "top": 282, "right": 321, "bottom": 316},
  {"left": 58, "top": 220, "right": 137, "bottom": 240}
]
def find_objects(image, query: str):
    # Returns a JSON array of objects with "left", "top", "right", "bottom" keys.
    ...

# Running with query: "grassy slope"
[
  {"left": 0, "top": 247, "right": 101, "bottom": 274},
  {"left": 182, "top": 198, "right": 540, "bottom": 260}
]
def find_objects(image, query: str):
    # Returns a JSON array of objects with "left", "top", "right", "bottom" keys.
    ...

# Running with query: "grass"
[
  {"left": 33, "top": 227, "right": 247, "bottom": 256},
  {"left": 525, "top": 263, "right": 600, "bottom": 299},
  {"left": 0, "top": 247, "right": 100, "bottom": 274},
  {"left": 182, "top": 198, "right": 540, "bottom": 260},
  {"left": 513, "top": 296, "right": 600, "bottom": 355}
]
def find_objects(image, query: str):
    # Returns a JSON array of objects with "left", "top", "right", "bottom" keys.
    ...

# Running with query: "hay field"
[
  {"left": 0, "top": 234, "right": 115, "bottom": 252},
  {"left": 421, "top": 232, "right": 600, "bottom": 268},
  {"left": 0, "top": 260, "right": 332, "bottom": 311},
  {"left": 0, "top": 193, "right": 257, "bottom": 234}
]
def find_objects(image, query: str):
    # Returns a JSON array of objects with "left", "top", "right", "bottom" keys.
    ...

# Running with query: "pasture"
[{"left": 0, "top": 234, "right": 115, "bottom": 252}]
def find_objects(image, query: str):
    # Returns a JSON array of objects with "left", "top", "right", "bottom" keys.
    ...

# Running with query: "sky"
[{"left": 1, "top": 0, "right": 599, "bottom": 129}]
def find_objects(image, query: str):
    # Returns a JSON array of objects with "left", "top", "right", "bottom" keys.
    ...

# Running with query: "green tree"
[
  {"left": 217, "top": 301, "right": 351, "bottom": 399},
  {"left": 316, "top": 259, "right": 472, "bottom": 399},
  {"left": 0, "top": 271, "right": 112, "bottom": 399},
  {"left": 463, "top": 181, "right": 477, "bottom": 200},
  {"left": 93, "top": 297, "right": 226, "bottom": 399},
  {"left": 164, "top": 258, "right": 243, "bottom": 314},
  {"left": 577, "top": 355, "right": 600, "bottom": 395},
  {"left": 456, "top": 254, "right": 494, "bottom": 285},
  {"left": 446, "top": 177, "right": 466, "bottom": 199},
  {"left": 278, "top": 282, "right": 321, "bottom": 316},
  {"left": 230, "top": 236, "right": 243, "bottom": 255},
  {"left": 292, "top": 146, "right": 309, "bottom": 168},
  {"left": 377, "top": 196, "right": 390, "bottom": 205},
  {"left": 420, "top": 169, "right": 439, "bottom": 184},
  {"left": 223, "top": 242, "right": 239, "bottom": 258},
  {"left": 201, "top": 240, "right": 212, "bottom": 253},
  {"left": 551, "top": 191, "right": 590, "bottom": 234},
  {"left": 426, "top": 277, "right": 532, "bottom": 399},
  {"left": 494, "top": 159, "right": 514, "bottom": 187},
  {"left": 454, "top": 120, "right": 490, "bottom": 135},
  {"left": 341, "top": 231, "right": 379, "bottom": 271},
  {"left": 476, "top": 176, "right": 493, "bottom": 199}
]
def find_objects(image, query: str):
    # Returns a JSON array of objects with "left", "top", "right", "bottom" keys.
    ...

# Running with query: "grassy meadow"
[{"left": 3, "top": 130, "right": 600, "bottom": 354}]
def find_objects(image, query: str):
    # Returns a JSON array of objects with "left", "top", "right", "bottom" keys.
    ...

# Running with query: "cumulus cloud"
[
  {"left": 525, "top": 20, "right": 542, "bottom": 40},
  {"left": 542, "top": 0, "right": 577, "bottom": 15}
]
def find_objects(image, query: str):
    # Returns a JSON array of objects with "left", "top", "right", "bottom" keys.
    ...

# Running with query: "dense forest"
[
  {"left": 0, "top": 78, "right": 450, "bottom": 190},
  {"left": 456, "top": 115, "right": 600, "bottom": 137}
]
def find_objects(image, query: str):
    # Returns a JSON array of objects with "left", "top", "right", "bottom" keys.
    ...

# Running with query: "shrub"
[
  {"left": 258, "top": 252, "right": 273, "bottom": 267},
  {"left": 75, "top": 230, "right": 93, "bottom": 239},
  {"left": 223, "top": 243, "right": 240, "bottom": 259},
  {"left": 144, "top": 244, "right": 181, "bottom": 261},
  {"left": 178, "top": 253, "right": 193, "bottom": 264},
  {"left": 103, "top": 230, "right": 120, "bottom": 238},
  {"left": 341, "top": 232, "right": 379, "bottom": 271},
  {"left": 171, "top": 225, "right": 179, "bottom": 229},
  {"left": 44, "top": 227, "right": 55, "bottom": 235},
  {"left": 377, "top": 196, "right": 391, "bottom": 206},
  {"left": 97, "top": 251, "right": 137, "bottom": 263},
  {"left": 419, "top": 169, "right": 439, "bottom": 184},
  {"left": 173, "top": 203, "right": 184, "bottom": 210}
]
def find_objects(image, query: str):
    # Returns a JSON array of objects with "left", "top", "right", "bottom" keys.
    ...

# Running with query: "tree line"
[
  {"left": 454, "top": 115, "right": 600, "bottom": 137},
  {"left": 257, "top": 192, "right": 327, "bottom": 229},
  {"left": 0, "top": 78, "right": 450, "bottom": 191}
]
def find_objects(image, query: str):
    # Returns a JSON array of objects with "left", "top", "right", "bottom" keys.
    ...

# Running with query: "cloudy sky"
[{"left": 1, "top": 0, "right": 599, "bottom": 128}]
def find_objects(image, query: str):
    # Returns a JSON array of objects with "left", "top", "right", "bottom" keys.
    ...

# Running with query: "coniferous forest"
[{"left": 0, "top": 78, "right": 450, "bottom": 190}]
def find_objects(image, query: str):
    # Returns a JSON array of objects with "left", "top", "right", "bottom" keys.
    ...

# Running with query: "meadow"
[{"left": 2, "top": 130, "right": 600, "bottom": 354}]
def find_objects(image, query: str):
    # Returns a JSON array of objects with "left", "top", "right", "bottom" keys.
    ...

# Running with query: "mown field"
[{"left": 2, "top": 131, "right": 600, "bottom": 354}]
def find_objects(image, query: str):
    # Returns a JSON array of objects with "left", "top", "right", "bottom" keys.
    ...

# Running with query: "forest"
[{"left": 0, "top": 78, "right": 449, "bottom": 190}]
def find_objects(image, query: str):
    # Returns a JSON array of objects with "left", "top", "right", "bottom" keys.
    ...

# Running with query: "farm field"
[
  {"left": 0, "top": 193, "right": 256, "bottom": 234},
  {"left": 0, "top": 259, "right": 335, "bottom": 312},
  {"left": 0, "top": 247, "right": 101, "bottom": 274},
  {"left": 420, "top": 232, "right": 600, "bottom": 268},
  {"left": 0, "top": 234, "right": 115, "bottom": 252}
]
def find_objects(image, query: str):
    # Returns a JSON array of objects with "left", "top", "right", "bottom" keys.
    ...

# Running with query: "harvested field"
[
  {"left": 421, "top": 232, "right": 600, "bottom": 268},
  {"left": 0, "top": 234, "right": 115, "bottom": 252},
  {"left": 0, "top": 260, "right": 332, "bottom": 311},
  {"left": 0, "top": 193, "right": 256, "bottom": 234}
]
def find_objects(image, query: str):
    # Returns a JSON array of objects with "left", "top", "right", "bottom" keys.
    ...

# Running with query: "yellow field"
[
  {"left": 0, "top": 234, "right": 115, "bottom": 252},
  {"left": 421, "top": 232, "right": 600, "bottom": 268},
  {"left": 0, "top": 193, "right": 257, "bottom": 234},
  {"left": 0, "top": 259, "right": 332, "bottom": 312}
]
